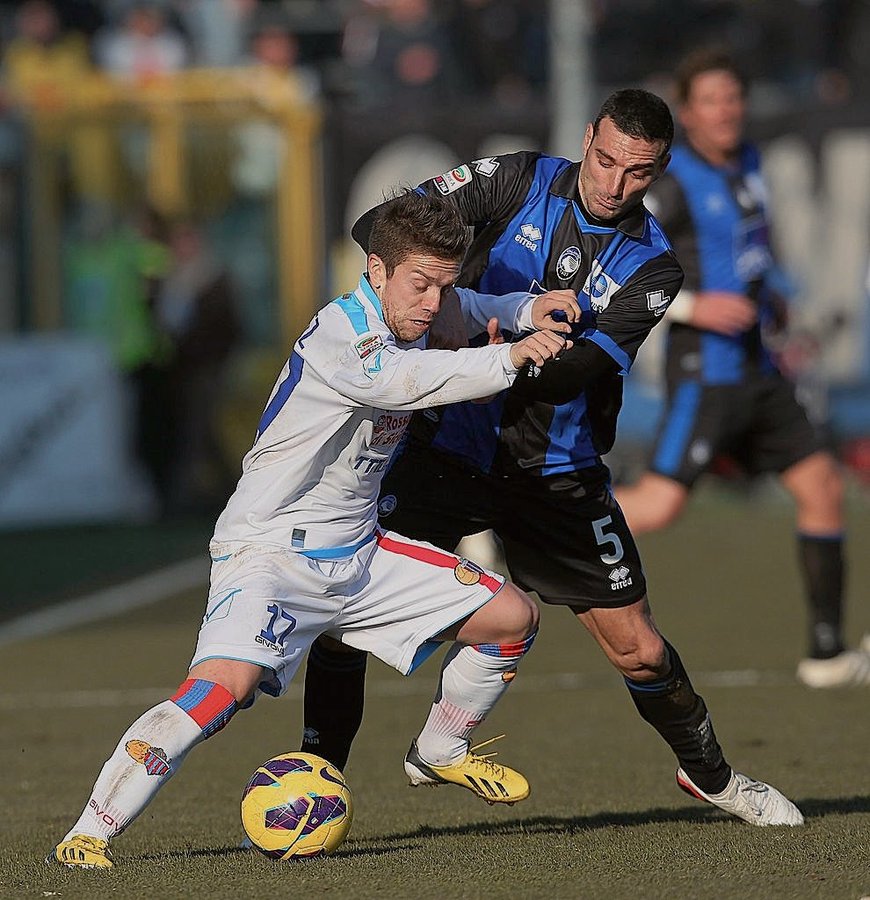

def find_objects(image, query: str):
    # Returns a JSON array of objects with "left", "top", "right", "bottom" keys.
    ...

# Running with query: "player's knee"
[
  {"left": 619, "top": 475, "right": 687, "bottom": 532},
  {"left": 170, "top": 679, "right": 238, "bottom": 739},
  {"left": 610, "top": 632, "right": 668, "bottom": 680},
  {"left": 495, "top": 584, "right": 540, "bottom": 642}
]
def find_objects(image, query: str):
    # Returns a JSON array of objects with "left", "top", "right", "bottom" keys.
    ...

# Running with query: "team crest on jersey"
[
  {"left": 646, "top": 289, "right": 671, "bottom": 316},
  {"left": 582, "top": 260, "right": 621, "bottom": 312},
  {"left": 354, "top": 334, "right": 384, "bottom": 359},
  {"left": 378, "top": 494, "right": 398, "bottom": 517},
  {"left": 556, "top": 246, "right": 582, "bottom": 280},
  {"left": 434, "top": 165, "right": 472, "bottom": 195},
  {"left": 454, "top": 557, "right": 485, "bottom": 585},
  {"left": 126, "top": 739, "right": 171, "bottom": 777},
  {"left": 471, "top": 157, "right": 499, "bottom": 177}
]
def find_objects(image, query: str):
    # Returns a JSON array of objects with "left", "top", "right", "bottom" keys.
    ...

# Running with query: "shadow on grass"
[
  {"left": 134, "top": 795, "right": 870, "bottom": 863},
  {"left": 350, "top": 794, "right": 870, "bottom": 853}
]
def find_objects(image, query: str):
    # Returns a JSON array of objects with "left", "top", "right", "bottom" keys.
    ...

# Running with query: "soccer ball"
[{"left": 241, "top": 752, "right": 353, "bottom": 859}]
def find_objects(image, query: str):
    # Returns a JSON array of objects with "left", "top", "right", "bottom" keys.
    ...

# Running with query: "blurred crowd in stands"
[
  {"left": 1, "top": 0, "right": 867, "bottom": 117},
  {"left": 0, "top": 0, "right": 868, "bottom": 514}
]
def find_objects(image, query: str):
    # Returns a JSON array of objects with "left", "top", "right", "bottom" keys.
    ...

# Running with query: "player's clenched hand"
[
  {"left": 509, "top": 330, "right": 572, "bottom": 369},
  {"left": 691, "top": 292, "right": 757, "bottom": 335},
  {"left": 530, "top": 290, "right": 582, "bottom": 333}
]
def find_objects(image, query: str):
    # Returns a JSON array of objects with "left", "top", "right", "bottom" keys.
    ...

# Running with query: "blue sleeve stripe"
[
  {"left": 587, "top": 331, "right": 632, "bottom": 375},
  {"left": 652, "top": 382, "right": 702, "bottom": 476},
  {"left": 256, "top": 351, "right": 304, "bottom": 439},
  {"left": 336, "top": 294, "right": 372, "bottom": 335}
]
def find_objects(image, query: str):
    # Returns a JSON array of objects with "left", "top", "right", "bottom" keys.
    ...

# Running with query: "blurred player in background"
[
  {"left": 48, "top": 190, "right": 572, "bottom": 869},
  {"left": 301, "top": 89, "right": 804, "bottom": 828},
  {"left": 615, "top": 49, "right": 869, "bottom": 688}
]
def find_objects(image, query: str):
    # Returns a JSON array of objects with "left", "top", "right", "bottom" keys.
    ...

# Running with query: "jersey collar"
[
  {"left": 356, "top": 272, "right": 385, "bottom": 322},
  {"left": 550, "top": 160, "right": 648, "bottom": 239}
]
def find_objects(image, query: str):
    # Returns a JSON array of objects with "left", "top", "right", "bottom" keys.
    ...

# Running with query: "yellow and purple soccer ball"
[{"left": 241, "top": 752, "right": 353, "bottom": 859}]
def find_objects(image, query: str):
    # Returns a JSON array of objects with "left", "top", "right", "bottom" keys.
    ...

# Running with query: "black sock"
[
  {"left": 625, "top": 642, "right": 731, "bottom": 795},
  {"left": 798, "top": 533, "right": 845, "bottom": 659},
  {"left": 300, "top": 637, "right": 368, "bottom": 772}
]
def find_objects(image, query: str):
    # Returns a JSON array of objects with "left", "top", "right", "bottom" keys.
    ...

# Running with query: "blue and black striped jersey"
[
  {"left": 646, "top": 143, "right": 780, "bottom": 384},
  {"left": 355, "top": 151, "right": 683, "bottom": 478}
]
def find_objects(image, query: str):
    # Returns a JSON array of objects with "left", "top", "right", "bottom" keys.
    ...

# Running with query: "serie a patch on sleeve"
[
  {"left": 354, "top": 333, "right": 385, "bottom": 359},
  {"left": 434, "top": 165, "right": 472, "bottom": 195}
]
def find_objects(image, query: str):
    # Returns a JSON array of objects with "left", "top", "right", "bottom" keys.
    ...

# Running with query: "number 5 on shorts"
[{"left": 592, "top": 516, "right": 624, "bottom": 565}]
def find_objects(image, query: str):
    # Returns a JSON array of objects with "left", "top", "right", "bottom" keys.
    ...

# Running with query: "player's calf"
[{"left": 48, "top": 678, "right": 239, "bottom": 866}]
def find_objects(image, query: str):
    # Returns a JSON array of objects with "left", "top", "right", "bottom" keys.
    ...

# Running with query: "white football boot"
[
  {"left": 677, "top": 768, "right": 804, "bottom": 826},
  {"left": 796, "top": 646, "right": 870, "bottom": 688}
]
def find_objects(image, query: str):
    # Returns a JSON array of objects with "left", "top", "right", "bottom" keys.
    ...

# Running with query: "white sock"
[
  {"left": 63, "top": 701, "right": 204, "bottom": 842},
  {"left": 415, "top": 642, "right": 525, "bottom": 765}
]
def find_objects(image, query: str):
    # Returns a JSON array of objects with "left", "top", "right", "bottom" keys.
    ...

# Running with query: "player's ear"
[
  {"left": 656, "top": 151, "right": 671, "bottom": 178},
  {"left": 582, "top": 122, "right": 595, "bottom": 155},
  {"left": 367, "top": 253, "right": 385, "bottom": 290}
]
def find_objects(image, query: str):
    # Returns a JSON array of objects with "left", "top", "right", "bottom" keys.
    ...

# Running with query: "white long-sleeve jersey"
[{"left": 212, "top": 275, "right": 523, "bottom": 554}]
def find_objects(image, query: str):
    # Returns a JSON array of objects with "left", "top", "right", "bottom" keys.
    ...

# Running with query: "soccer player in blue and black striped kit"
[
  {"left": 302, "top": 88, "right": 804, "bottom": 826},
  {"left": 616, "top": 50, "right": 869, "bottom": 688}
]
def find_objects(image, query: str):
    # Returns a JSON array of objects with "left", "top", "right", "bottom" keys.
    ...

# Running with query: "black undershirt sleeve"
[{"left": 509, "top": 339, "right": 619, "bottom": 406}]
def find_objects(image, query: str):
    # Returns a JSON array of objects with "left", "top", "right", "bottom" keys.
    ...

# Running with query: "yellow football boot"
[
  {"left": 404, "top": 735, "right": 530, "bottom": 804},
  {"left": 48, "top": 835, "right": 114, "bottom": 869}
]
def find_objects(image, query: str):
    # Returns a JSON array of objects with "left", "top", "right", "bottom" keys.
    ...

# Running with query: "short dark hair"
[
  {"left": 674, "top": 48, "right": 748, "bottom": 104},
  {"left": 368, "top": 190, "right": 469, "bottom": 277},
  {"left": 593, "top": 88, "right": 674, "bottom": 154}
]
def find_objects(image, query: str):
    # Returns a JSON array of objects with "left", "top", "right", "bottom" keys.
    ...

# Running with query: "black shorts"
[
  {"left": 377, "top": 445, "right": 646, "bottom": 611},
  {"left": 648, "top": 371, "right": 827, "bottom": 488}
]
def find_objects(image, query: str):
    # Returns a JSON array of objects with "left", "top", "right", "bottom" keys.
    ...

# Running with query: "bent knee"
[
  {"left": 611, "top": 633, "right": 668, "bottom": 680},
  {"left": 617, "top": 475, "right": 688, "bottom": 533},
  {"left": 493, "top": 584, "right": 540, "bottom": 641}
]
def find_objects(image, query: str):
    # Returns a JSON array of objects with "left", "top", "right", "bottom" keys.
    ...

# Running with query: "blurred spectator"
[
  {"left": 156, "top": 220, "right": 241, "bottom": 512},
  {"left": 64, "top": 202, "right": 173, "bottom": 507},
  {"left": 230, "top": 4, "right": 319, "bottom": 197},
  {"left": 452, "top": 0, "right": 546, "bottom": 107},
  {"left": 94, "top": 1, "right": 190, "bottom": 82},
  {"left": 341, "top": 0, "right": 462, "bottom": 110},
  {"left": 2, "top": 0, "right": 91, "bottom": 110},
  {"left": 172, "top": 0, "right": 258, "bottom": 67}
]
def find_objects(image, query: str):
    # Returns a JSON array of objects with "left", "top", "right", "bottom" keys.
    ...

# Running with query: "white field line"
[
  {"left": 0, "top": 670, "right": 797, "bottom": 712},
  {"left": 0, "top": 556, "right": 796, "bottom": 709},
  {"left": 0, "top": 556, "right": 209, "bottom": 648}
]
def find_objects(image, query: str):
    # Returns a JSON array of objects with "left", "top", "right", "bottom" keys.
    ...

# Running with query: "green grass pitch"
[{"left": 2, "top": 495, "right": 869, "bottom": 899}]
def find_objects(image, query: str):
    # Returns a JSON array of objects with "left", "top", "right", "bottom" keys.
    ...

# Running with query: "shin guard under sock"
[
  {"left": 416, "top": 633, "right": 536, "bottom": 765},
  {"left": 625, "top": 643, "right": 731, "bottom": 794},
  {"left": 301, "top": 637, "right": 368, "bottom": 771},
  {"left": 63, "top": 680, "right": 236, "bottom": 841},
  {"left": 798, "top": 533, "right": 846, "bottom": 658}
]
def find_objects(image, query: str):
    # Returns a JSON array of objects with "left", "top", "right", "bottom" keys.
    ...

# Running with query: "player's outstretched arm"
[{"left": 508, "top": 330, "right": 572, "bottom": 369}]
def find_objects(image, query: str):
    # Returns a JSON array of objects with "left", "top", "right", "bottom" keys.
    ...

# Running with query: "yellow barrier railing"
[{"left": 18, "top": 67, "right": 323, "bottom": 347}]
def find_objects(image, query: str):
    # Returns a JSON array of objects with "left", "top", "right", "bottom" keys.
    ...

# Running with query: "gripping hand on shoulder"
[
  {"left": 530, "top": 290, "right": 582, "bottom": 333},
  {"left": 509, "top": 330, "right": 571, "bottom": 369}
]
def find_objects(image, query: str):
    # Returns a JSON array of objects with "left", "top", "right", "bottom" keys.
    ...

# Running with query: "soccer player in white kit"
[{"left": 50, "top": 190, "right": 574, "bottom": 869}]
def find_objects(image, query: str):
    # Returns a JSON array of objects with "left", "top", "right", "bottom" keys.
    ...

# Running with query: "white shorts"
[{"left": 190, "top": 528, "right": 505, "bottom": 696}]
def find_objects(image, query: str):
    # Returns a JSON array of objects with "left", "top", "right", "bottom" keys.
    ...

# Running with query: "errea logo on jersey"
[
  {"left": 472, "top": 157, "right": 499, "bottom": 177},
  {"left": 434, "top": 165, "right": 472, "bottom": 195},
  {"left": 609, "top": 565, "right": 632, "bottom": 591},
  {"left": 646, "top": 289, "right": 671, "bottom": 316},
  {"left": 515, "top": 223, "right": 542, "bottom": 252}
]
